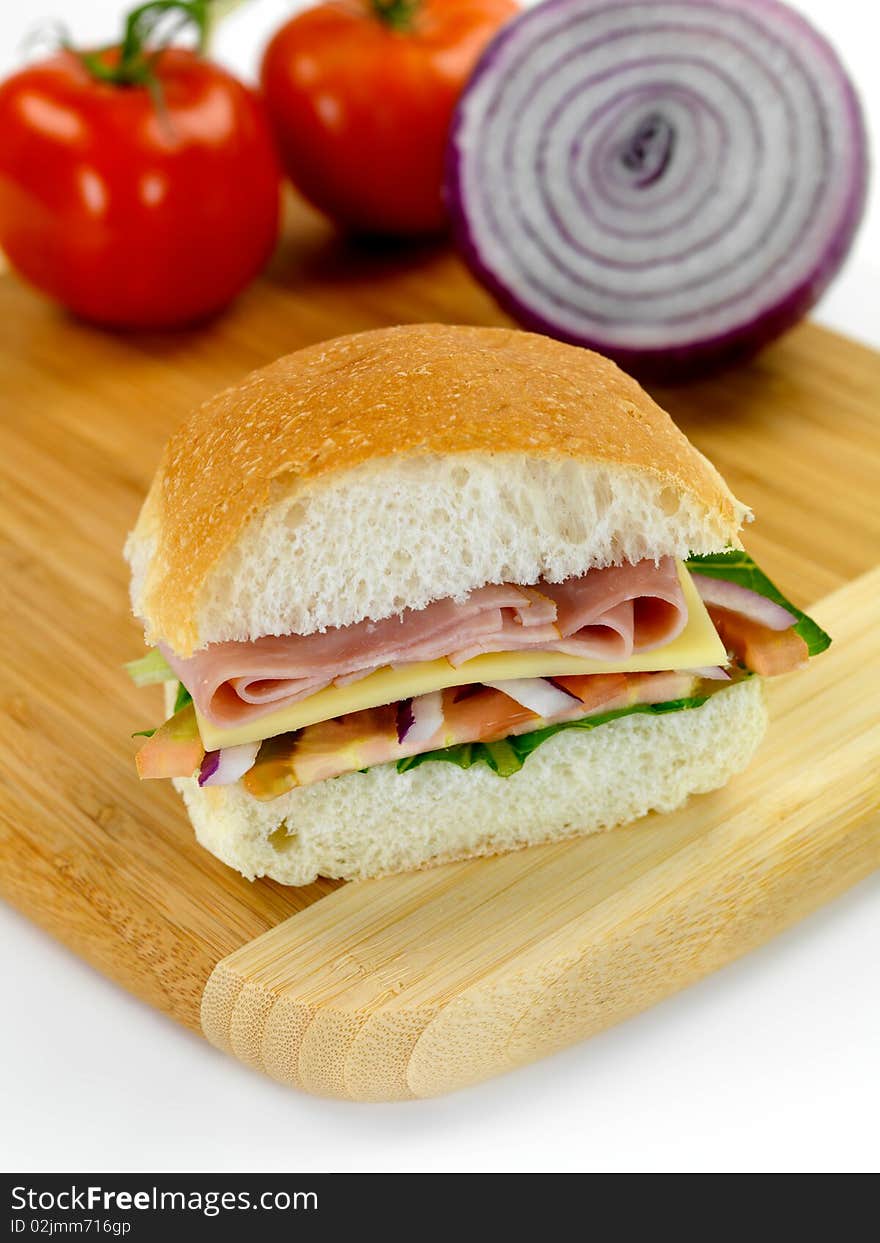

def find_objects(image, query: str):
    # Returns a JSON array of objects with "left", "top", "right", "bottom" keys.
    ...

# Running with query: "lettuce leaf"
[
  {"left": 174, "top": 682, "right": 193, "bottom": 713},
  {"left": 685, "top": 550, "right": 831, "bottom": 657},
  {"left": 124, "top": 648, "right": 175, "bottom": 686},
  {"left": 397, "top": 694, "right": 710, "bottom": 778}
]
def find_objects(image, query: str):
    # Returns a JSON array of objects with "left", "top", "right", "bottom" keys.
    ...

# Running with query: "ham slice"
[{"left": 165, "top": 557, "right": 688, "bottom": 728}]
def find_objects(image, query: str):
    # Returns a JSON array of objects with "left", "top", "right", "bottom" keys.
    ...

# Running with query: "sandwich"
[{"left": 124, "top": 324, "right": 830, "bottom": 886}]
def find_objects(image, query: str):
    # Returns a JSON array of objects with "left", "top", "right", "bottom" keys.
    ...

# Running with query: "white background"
[{"left": 0, "top": 1, "right": 877, "bottom": 1174}]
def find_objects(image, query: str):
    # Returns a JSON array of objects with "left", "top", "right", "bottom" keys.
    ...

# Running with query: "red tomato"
[
  {"left": 708, "top": 608, "right": 809, "bottom": 677},
  {"left": 261, "top": 0, "right": 518, "bottom": 235},
  {"left": 0, "top": 48, "right": 281, "bottom": 328}
]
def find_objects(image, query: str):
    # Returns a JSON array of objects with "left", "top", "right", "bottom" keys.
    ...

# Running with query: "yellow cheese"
[{"left": 196, "top": 562, "right": 725, "bottom": 749}]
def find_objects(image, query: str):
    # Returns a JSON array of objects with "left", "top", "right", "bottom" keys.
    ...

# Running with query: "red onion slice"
[
  {"left": 690, "top": 572, "right": 798, "bottom": 630},
  {"left": 397, "top": 691, "right": 444, "bottom": 746},
  {"left": 485, "top": 677, "right": 582, "bottom": 717},
  {"left": 396, "top": 698, "right": 415, "bottom": 743},
  {"left": 447, "top": 0, "right": 867, "bottom": 378},
  {"left": 198, "top": 741, "right": 261, "bottom": 787},
  {"left": 687, "top": 665, "right": 732, "bottom": 680}
]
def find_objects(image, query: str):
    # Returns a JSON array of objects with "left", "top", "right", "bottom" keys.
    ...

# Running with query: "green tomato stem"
[
  {"left": 74, "top": 0, "right": 210, "bottom": 88},
  {"left": 370, "top": 0, "right": 421, "bottom": 32}
]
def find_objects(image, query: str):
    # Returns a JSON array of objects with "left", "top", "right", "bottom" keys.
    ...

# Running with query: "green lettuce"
[
  {"left": 684, "top": 551, "right": 830, "bottom": 657},
  {"left": 124, "top": 648, "right": 175, "bottom": 687},
  {"left": 174, "top": 682, "right": 193, "bottom": 712}
]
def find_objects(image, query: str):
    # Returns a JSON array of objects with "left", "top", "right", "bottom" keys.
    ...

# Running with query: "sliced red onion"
[
  {"left": 396, "top": 698, "right": 414, "bottom": 743},
  {"left": 687, "top": 665, "right": 732, "bottom": 680},
  {"left": 396, "top": 691, "right": 444, "bottom": 746},
  {"left": 690, "top": 573, "right": 798, "bottom": 630},
  {"left": 198, "top": 741, "right": 260, "bottom": 787},
  {"left": 485, "top": 677, "right": 581, "bottom": 717},
  {"left": 447, "top": 0, "right": 867, "bottom": 379}
]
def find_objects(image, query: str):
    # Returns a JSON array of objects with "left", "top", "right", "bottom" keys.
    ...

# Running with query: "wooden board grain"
[{"left": 1, "top": 201, "right": 878, "bottom": 1093}]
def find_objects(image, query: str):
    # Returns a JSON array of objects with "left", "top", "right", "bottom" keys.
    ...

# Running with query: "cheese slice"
[{"left": 196, "top": 562, "right": 725, "bottom": 750}]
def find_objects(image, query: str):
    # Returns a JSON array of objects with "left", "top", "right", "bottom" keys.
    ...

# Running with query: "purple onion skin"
[
  {"left": 445, "top": 0, "right": 868, "bottom": 382},
  {"left": 396, "top": 698, "right": 415, "bottom": 744},
  {"left": 198, "top": 751, "right": 220, "bottom": 787}
]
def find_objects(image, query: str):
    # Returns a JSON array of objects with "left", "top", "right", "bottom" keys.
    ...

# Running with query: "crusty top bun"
[{"left": 126, "top": 324, "right": 748, "bottom": 657}]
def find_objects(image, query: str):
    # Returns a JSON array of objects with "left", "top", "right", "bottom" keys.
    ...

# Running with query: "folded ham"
[{"left": 164, "top": 557, "right": 687, "bottom": 728}]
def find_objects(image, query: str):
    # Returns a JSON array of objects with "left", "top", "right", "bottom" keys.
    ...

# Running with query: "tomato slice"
[
  {"left": 135, "top": 702, "right": 204, "bottom": 779},
  {"left": 280, "top": 707, "right": 399, "bottom": 790},
  {"left": 549, "top": 672, "right": 630, "bottom": 710},
  {"left": 708, "top": 608, "right": 808, "bottom": 676},
  {"left": 442, "top": 686, "right": 538, "bottom": 744},
  {"left": 242, "top": 734, "right": 301, "bottom": 801}
]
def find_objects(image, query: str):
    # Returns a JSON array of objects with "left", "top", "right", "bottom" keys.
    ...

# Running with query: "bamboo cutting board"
[{"left": 1, "top": 204, "right": 878, "bottom": 1099}]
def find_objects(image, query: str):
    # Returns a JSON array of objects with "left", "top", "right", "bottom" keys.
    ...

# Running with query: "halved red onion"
[
  {"left": 485, "top": 677, "right": 581, "bottom": 717},
  {"left": 690, "top": 573, "right": 798, "bottom": 630},
  {"left": 687, "top": 665, "right": 732, "bottom": 680},
  {"left": 396, "top": 691, "right": 444, "bottom": 746},
  {"left": 447, "top": 0, "right": 867, "bottom": 379},
  {"left": 198, "top": 741, "right": 260, "bottom": 787}
]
